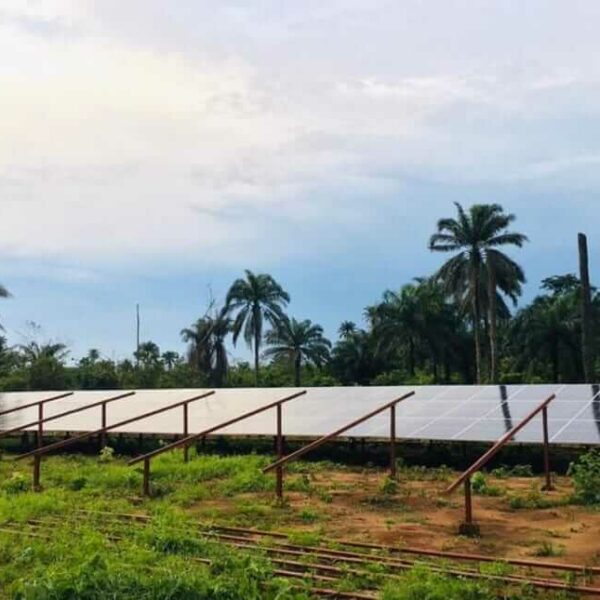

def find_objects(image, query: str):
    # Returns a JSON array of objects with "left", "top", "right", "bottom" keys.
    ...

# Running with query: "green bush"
[
  {"left": 471, "top": 472, "right": 502, "bottom": 497},
  {"left": 379, "top": 477, "right": 399, "bottom": 496},
  {"left": 98, "top": 446, "right": 115, "bottom": 463},
  {"left": 1, "top": 473, "right": 30, "bottom": 495},
  {"left": 568, "top": 450, "right": 600, "bottom": 505},
  {"left": 491, "top": 464, "right": 534, "bottom": 478}
]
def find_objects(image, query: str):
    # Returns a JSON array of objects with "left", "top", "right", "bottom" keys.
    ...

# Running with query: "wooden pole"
[
  {"left": 579, "top": 233, "right": 595, "bottom": 382},
  {"left": 390, "top": 404, "right": 397, "bottom": 479}
]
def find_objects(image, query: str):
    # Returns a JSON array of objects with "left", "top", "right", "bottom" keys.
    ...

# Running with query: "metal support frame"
[
  {"left": 0, "top": 391, "right": 135, "bottom": 444},
  {"left": 390, "top": 404, "right": 397, "bottom": 479},
  {"left": 16, "top": 391, "right": 215, "bottom": 492},
  {"left": 0, "top": 392, "right": 74, "bottom": 449},
  {"left": 129, "top": 390, "right": 307, "bottom": 497},
  {"left": 183, "top": 403, "right": 189, "bottom": 463},
  {"left": 542, "top": 406, "right": 553, "bottom": 491},
  {"left": 276, "top": 403, "right": 283, "bottom": 500},
  {"left": 0, "top": 391, "right": 74, "bottom": 420},
  {"left": 446, "top": 394, "right": 556, "bottom": 535},
  {"left": 263, "top": 391, "right": 415, "bottom": 497}
]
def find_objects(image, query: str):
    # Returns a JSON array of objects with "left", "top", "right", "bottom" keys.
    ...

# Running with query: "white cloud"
[{"left": 2, "top": 1, "right": 600, "bottom": 273}]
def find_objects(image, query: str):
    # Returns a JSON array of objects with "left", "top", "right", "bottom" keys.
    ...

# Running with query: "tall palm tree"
[
  {"left": 224, "top": 270, "right": 290, "bottom": 386},
  {"left": 338, "top": 321, "right": 357, "bottom": 340},
  {"left": 264, "top": 317, "right": 331, "bottom": 386},
  {"left": 181, "top": 313, "right": 230, "bottom": 386},
  {"left": 161, "top": 351, "right": 180, "bottom": 371},
  {"left": 429, "top": 203, "right": 527, "bottom": 383}
]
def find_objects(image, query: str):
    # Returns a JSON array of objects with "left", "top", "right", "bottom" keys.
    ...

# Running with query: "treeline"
[{"left": 0, "top": 203, "right": 597, "bottom": 391}]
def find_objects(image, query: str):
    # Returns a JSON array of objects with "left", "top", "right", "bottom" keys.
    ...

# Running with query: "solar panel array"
[{"left": 0, "top": 384, "right": 599, "bottom": 445}]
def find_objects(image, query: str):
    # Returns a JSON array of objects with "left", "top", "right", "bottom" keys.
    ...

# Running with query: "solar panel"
[{"left": 1, "top": 385, "right": 599, "bottom": 445}]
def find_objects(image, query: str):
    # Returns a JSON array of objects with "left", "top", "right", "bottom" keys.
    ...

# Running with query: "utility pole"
[
  {"left": 578, "top": 233, "right": 595, "bottom": 382},
  {"left": 136, "top": 303, "right": 141, "bottom": 365}
]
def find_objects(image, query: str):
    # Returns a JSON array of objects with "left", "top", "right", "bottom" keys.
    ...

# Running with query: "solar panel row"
[{"left": 0, "top": 385, "right": 598, "bottom": 445}]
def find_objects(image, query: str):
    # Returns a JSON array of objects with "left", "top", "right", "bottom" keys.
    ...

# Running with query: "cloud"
[{"left": 2, "top": 1, "right": 600, "bottom": 276}]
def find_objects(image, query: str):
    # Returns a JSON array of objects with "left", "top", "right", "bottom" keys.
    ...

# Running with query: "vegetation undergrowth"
[{"left": 0, "top": 450, "right": 585, "bottom": 599}]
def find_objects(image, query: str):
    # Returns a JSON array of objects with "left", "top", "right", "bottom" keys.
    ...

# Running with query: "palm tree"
[
  {"left": 162, "top": 351, "right": 180, "bottom": 371},
  {"left": 330, "top": 328, "right": 379, "bottom": 385},
  {"left": 20, "top": 341, "right": 69, "bottom": 363},
  {"left": 338, "top": 321, "right": 357, "bottom": 340},
  {"left": 224, "top": 270, "right": 290, "bottom": 386},
  {"left": 429, "top": 203, "right": 527, "bottom": 383},
  {"left": 181, "top": 313, "right": 230, "bottom": 386},
  {"left": 368, "top": 279, "right": 458, "bottom": 382},
  {"left": 264, "top": 317, "right": 331, "bottom": 386},
  {"left": 511, "top": 294, "right": 579, "bottom": 382}
]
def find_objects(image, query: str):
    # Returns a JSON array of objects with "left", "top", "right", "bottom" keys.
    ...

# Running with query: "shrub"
[
  {"left": 532, "top": 541, "right": 564, "bottom": 557},
  {"left": 380, "top": 477, "right": 398, "bottom": 496},
  {"left": 1, "top": 473, "right": 30, "bottom": 495},
  {"left": 568, "top": 450, "right": 600, "bottom": 505},
  {"left": 98, "top": 446, "right": 115, "bottom": 463},
  {"left": 471, "top": 472, "right": 502, "bottom": 497},
  {"left": 491, "top": 465, "right": 534, "bottom": 478}
]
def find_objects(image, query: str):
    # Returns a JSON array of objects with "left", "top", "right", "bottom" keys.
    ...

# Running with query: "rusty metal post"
[
  {"left": 464, "top": 477, "right": 473, "bottom": 524},
  {"left": 276, "top": 403, "right": 284, "bottom": 501},
  {"left": 37, "top": 403, "right": 44, "bottom": 448},
  {"left": 542, "top": 407, "right": 553, "bottom": 491},
  {"left": 33, "top": 455, "right": 41, "bottom": 491},
  {"left": 458, "top": 476, "right": 480, "bottom": 536},
  {"left": 143, "top": 458, "right": 150, "bottom": 496},
  {"left": 183, "top": 402, "right": 189, "bottom": 463},
  {"left": 390, "top": 404, "right": 397, "bottom": 479},
  {"left": 100, "top": 401, "right": 107, "bottom": 449}
]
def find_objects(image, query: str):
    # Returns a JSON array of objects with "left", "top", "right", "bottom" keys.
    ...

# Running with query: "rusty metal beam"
[
  {"left": 0, "top": 391, "right": 135, "bottom": 440},
  {"left": 262, "top": 391, "right": 415, "bottom": 474},
  {"left": 128, "top": 390, "right": 307, "bottom": 466},
  {"left": 445, "top": 393, "right": 556, "bottom": 495},
  {"left": 16, "top": 391, "right": 215, "bottom": 461},
  {"left": 0, "top": 391, "right": 74, "bottom": 418}
]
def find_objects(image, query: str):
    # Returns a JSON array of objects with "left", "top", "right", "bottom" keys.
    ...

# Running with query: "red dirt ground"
[{"left": 190, "top": 467, "right": 600, "bottom": 567}]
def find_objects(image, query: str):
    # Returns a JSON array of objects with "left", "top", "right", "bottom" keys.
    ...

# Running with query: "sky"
[{"left": 1, "top": 1, "right": 600, "bottom": 363}]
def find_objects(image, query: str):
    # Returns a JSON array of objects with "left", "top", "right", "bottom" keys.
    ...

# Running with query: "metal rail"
[
  {"left": 0, "top": 391, "right": 135, "bottom": 447},
  {"left": 0, "top": 391, "right": 74, "bottom": 448},
  {"left": 19, "top": 512, "right": 600, "bottom": 596},
  {"left": 263, "top": 391, "right": 415, "bottom": 477},
  {"left": 128, "top": 390, "right": 307, "bottom": 497},
  {"left": 445, "top": 393, "right": 556, "bottom": 533},
  {"left": 15, "top": 390, "right": 215, "bottom": 490},
  {"left": 0, "top": 391, "right": 74, "bottom": 418}
]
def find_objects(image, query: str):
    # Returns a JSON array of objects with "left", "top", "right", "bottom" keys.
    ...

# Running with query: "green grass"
[{"left": 0, "top": 450, "right": 581, "bottom": 599}]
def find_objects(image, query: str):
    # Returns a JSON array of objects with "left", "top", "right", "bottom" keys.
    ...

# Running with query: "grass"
[{"left": 0, "top": 448, "right": 584, "bottom": 599}]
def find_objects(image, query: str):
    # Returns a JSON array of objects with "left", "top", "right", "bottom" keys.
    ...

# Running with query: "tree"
[
  {"left": 77, "top": 349, "right": 120, "bottom": 390},
  {"left": 224, "top": 270, "right": 290, "bottom": 386},
  {"left": 429, "top": 203, "right": 527, "bottom": 383},
  {"left": 367, "top": 279, "right": 461, "bottom": 382},
  {"left": 338, "top": 321, "right": 357, "bottom": 340},
  {"left": 162, "top": 351, "right": 181, "bottom": 371},
  {"left": 511, "top": 291, "right": 579, "bottom": 382},
  {"left": 264, "top": 317, "right": 331, "bottom": 386},
  {"left": 19, "top": 341, "right": 69, "bottom": 390},
  {"left": 329, "top": 328, "right": 380, "bottom": 385},
  {"left": 134, "top": 341, "right": 161, "bottom": 367},
  {"left": 181, "top": 313, "right": 230, "bottom": 386}
]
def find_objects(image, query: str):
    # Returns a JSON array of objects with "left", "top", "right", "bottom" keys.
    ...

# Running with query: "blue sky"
[{"left": 1, "top": 1, "right": 600, "bottom": 363}]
